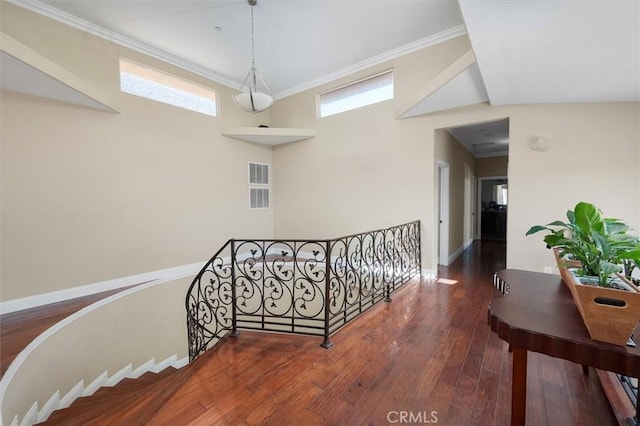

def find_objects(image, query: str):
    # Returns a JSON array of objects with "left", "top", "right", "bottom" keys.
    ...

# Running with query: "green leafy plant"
[{"left": 526, "top": 201, "right": 640, "bottom": 287}]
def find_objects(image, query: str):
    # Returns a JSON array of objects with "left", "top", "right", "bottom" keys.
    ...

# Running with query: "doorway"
[{"left": 478, "top": 176, "right": 508, "bottom": 241}]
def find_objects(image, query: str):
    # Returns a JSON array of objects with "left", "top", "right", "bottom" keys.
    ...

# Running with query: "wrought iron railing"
[{"left": 186, "top": 221, "right": 421, "bottom": 361}]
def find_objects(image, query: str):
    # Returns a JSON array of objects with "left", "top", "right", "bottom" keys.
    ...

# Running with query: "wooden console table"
[{"left": 489, "top": 269, "right": 640, "bottom": 426}]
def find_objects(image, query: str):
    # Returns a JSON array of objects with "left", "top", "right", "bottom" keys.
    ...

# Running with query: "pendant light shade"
[{"left": 233, "top": 0, "right": 274, "bottom": 113}]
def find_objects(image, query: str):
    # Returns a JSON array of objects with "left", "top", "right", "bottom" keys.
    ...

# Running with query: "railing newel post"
[
  {"left": 321, "top": 239, "right": 333, "bottom": 349},
  {"left": 230, "top": 239, "right": 240, "bottom": 338}
]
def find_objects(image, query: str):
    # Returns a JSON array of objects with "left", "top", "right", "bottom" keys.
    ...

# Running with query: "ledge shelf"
[{"left": 221, "top": 127, "right": 316, "bottom": 146}]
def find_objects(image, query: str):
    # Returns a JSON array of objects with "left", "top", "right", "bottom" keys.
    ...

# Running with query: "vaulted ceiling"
[
  {"left": 6, "top": 0, "right": 638, "bottom": 104},
  {"left": 2, "top": 0, "right": 639, "bottom": 131}
]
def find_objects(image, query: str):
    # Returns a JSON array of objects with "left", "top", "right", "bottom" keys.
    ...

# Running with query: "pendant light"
[{"left": 233, "top": 0, "right": 274, "bottom": 113}]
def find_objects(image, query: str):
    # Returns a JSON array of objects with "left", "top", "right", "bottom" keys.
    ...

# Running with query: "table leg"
[{"left": 512, "top": 346, "right": 527, "bottom": 426}]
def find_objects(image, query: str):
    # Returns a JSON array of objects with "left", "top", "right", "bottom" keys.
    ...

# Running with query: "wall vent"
[{"left": 249, "top": 162, "right": 270, "bottom": 209}]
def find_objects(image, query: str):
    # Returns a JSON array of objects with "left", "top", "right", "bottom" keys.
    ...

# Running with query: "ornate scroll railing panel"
[
  {"left": 326, "top": 221, "right": 421, "bottom": 337},
  {"left": 233, "top": 239, "right": 328, "bottom": 336},
  {"left": 186, "top": 221, "right": 421, "bottom": 361},
  {"left": 186, "top": 240, "right": 234, "bottom": 360}
]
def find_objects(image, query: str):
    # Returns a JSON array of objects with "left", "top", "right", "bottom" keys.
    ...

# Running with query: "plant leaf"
[
  {"left": 525, "top": 225, "right": 550, "bottom": 235},
  {"left": 546, "top": 220, "right": 567, "bottom": 227},
  {"left": 574, "top": 202, "right": 605, "bottom": 235}
]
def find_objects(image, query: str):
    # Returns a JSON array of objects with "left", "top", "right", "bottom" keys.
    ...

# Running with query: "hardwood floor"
[
  {"left": 7, "top": 241, "right": 619, "bottom": 424},
  {"left": 147, "top": 240, "right": 615, "bottom": 425}
]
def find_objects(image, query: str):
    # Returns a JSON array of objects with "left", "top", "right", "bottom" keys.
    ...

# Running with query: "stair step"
[{"left": 41, "top": 364, "right": 190, "bottom": 425}]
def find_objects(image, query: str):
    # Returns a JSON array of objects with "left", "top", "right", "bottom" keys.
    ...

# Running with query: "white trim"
[
  {"left": 276, "top": 25, "right": 467, "bottom": 99},
  {"left": 82, "top": 372, "right": 108, "bottom": 397},
  {"left": 59, "top": 380, "right": 84, "bottom": 410},
  {"left": 437, "top": 161, "right": 450, "bottom": 266},
  {"left": 19, "top": 402, "right": 37, "bottom": 426},
  {"left": 421, "top": 269, "right": 437, "bottom": 280},
  {"left": 106, "top": 364, "right": 132, "bottom": 387},
  {"left": 174, "top": 356, "right": 189, "bottom": 369},
  {"left": 10, "top": 415, "right": 18, "bottom": 426},
  {"left": 448, "top": 238, "right": 474, "bottom": 265},
  {"left": 0, "top": 32, "right": 119, "bottom": 112},
  {"left": 130, "top": 359, "right": 155, "bottom": 379},
  {"left": 6, "top": 0, "right": 240, "bottom": 90},
  {"left": 0, "top": 261, "right": 203, "bottom": 314},
  {"left": 6, "top": 0, "right": 465, "bottom": 100},
  {"left": 152, "top": 355, "right": 177, "bottom": 374},
  {"left": 35, "top": 390, "right": 59, "bottom": 423}
]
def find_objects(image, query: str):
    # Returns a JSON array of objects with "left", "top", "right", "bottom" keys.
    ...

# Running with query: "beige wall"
[
  {"left": 435, "top": 130, "right": 476, "bottom": 259},
  {"left": 273, "top": 76, "right": 639, "bottom": 274},
  {"left": 1, "top": 89, "right": 274, "bottom": 300},
  {"left": 505, "top": 102, "right": 640, "bottom": 272},
  {"left": 271, "top": 36, "right": 474, "bottom": 273},
  {"left": 0, "top": 3, "right": 278, "bottom": 301},
  {"left": 2, "top": 3, "right": 639, "bottom": 292},
  {"left": 476, "top": 156, "right": 508, "bottom": 177},
  {"left": 1, "top": 2, "right": 121, "bottom": 109}
]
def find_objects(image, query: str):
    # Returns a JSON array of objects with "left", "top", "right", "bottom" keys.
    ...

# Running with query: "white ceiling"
[
  {"left": 447, "top": 118, "right": 509, "bottom": 158},
  {"left": 459, "top": 0, "right": 640, "bottom": 105},
  {"left": 2, "top": 0, "right": 638, "bottom": 153},
  {"left": 27, "top": 0, "right": 466, "bottom": 98}
]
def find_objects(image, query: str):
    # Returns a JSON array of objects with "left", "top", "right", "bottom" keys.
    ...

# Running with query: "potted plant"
[{"left": 526, "top": 201, "right": 640, "bottom": 345}]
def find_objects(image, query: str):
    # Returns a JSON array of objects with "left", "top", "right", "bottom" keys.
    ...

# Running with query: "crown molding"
[
  {"left": 8, "top": 0, "right": 466, "bottom": 100},
  {"left": 6, "top": 0, "right": 242, "bottom": 90},
  {"left": 274, "top": 25, "right": 468, "bottom": 99}
]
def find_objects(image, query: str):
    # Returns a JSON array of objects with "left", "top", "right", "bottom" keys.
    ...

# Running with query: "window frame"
[
  {"left": 119, "top": 58, "right": 218, "bottom": 117},
  {"left": 318, "top": 70, "right": 394, "bottom": 118}
]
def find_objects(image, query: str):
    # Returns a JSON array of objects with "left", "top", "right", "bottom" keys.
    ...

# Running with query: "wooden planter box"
[{"left": 553, "top": 249, "right": 640, "bottom": 346}]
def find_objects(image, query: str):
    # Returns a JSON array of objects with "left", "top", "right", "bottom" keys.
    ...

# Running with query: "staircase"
[{"left": 41, "top": 356, "right": 201, "bottom": 425}]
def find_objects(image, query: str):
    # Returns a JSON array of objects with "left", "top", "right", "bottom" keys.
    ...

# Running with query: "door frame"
[{"left": 437, "top": 160, "right": 450, "bottom": 266}]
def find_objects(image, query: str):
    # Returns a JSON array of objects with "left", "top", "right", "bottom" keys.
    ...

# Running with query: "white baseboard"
[
  {"left": 175, "top": 356, "right": 189, "bottom": 369},
  {"left": 106, "top": 364, "right": 132, "bottom": 387},
  {"left": 82, "top": 371, "right": 108, "bottom": 397},
  {"left": 19, "top": 402, "right": 38, "bottom": 426},
  {"left": 447, "top": 238, "right": 474, "bottom": 265},
  {"left": 0, "top": 264, "right": 197, "bottom": 426},
  {"left": 36, "top": 390, "right": 59, "bottom": 423},
  {"left": 130, "top": 359, "right": 155, "bottom": 379},
  {"left": 421, "top": 269, "right": 437, "bottom": 280},
  {"left": 152, "top": 355, "right": 177, "bottom": 373},
  {"left": 59, "top": 380, "right": 84, "bottom": 410},
  {"left": 16, "top": 354, "right": 188, "bottom": 426},
  {"left": 0, "top": 261, "right": 204, "bottom": 314}
]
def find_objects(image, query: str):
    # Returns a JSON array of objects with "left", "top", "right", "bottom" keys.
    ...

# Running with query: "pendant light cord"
[
  {"left": 251, "top": 5, "right": 256, "bottom": 68},
  {"left": 251, "top": 4, "right": 257, "bottom": 88}
]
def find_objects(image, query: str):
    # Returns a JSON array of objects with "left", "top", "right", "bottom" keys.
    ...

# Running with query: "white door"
[{"left": 437, "top": 161, "right": 450, "bottom": 266}]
